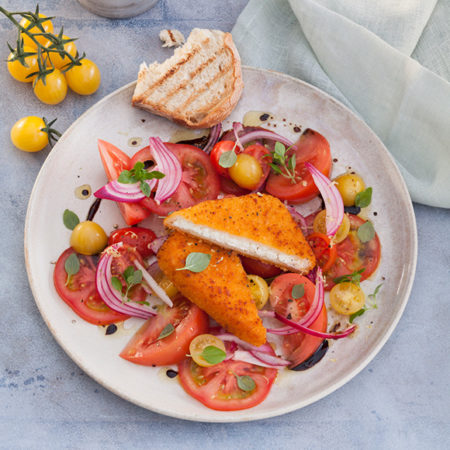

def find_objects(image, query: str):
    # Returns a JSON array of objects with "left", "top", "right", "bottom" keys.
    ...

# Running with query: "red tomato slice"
[
  {"left": 108, "top": 227, "right": 156, "bottom": 259},
  {"left": 120, "top": 296, "right": 209, "bottom": 366},
  {"left": 210, "top": 140, "right": 236, "bottom": 178},
  {"left": 269, "top": 274, "right": 327, "bottom": 369},
  {"left": 53, "top": 248, "right": 129, "bottom": 325},
  {"left": 178, "top": 358, "right": 277, "bottom": 411},
  {"left": 324, "top": 214, "right": 381, "bottom": 290},
  {"left": 266, "top": 129, "right": 332, "bottom": 203},
  {"left": 240, "top": 255, "right": 282, "bottom": 279},
  {"left": 131, "top": 143, "right": 220, "bottom": 216},
  {"left": 219, "top": 176, "right": 250, "bottom": 196},
  {"left": 97, "top": 139, "right": 151, "bottom": 225},
  {"left": 307, "top": 232, "right": 338, "bottom": 272}
]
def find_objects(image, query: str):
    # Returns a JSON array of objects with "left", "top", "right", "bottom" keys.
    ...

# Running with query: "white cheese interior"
[{"left": 168, "top": 216, "right": 311, "bottom": 273}]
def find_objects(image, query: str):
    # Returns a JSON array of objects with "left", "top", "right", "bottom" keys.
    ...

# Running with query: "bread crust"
[{"left": 132, "top": 30, "right": 243, "bottom": 129}]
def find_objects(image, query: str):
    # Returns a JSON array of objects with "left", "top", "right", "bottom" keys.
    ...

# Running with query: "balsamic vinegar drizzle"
[{"left": 86, "top": 198, "right": 102, "bottom": 221}]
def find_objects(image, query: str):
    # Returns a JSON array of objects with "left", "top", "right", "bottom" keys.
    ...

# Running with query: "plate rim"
[{"left": 24, "top": 66, "right": 418, "bottom": 422}]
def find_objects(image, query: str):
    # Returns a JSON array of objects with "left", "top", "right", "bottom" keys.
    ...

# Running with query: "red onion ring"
[
  {"left": 203, "top": 124, "right": 222, "bottom": 154},
  {"left": 149, "top": 137, "right": 182, "bottom": 204},
  {"left": 95, "top": 244, "right": 156, "bottom": 319},
  {"left": 305, "top": 162, "right": 344, "bottom": 237}
]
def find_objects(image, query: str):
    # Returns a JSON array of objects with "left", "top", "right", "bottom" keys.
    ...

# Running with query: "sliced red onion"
[
  {"left": 305, "top": 162, "right": 344, "bottom": 237},
  {"left": 148, "top": 235, "right": 168, "bottom": 254},
  {"left": 239, "top": 129, "right": 296, "bottom": 149},
  {"left": 212, "top": 332, "right": 273, "bottom": 354},
  {"left": 133, "top": 259, "right": 173, "bottom": 307},
  {"left": 224, "top": 341, "right": 238, "bottom": 361},
  {"left": 269, "top": 311, "right": 356, "bottom": 339},
  {"left": 231, "top": 350, "right": 286, "bottom": 369},
  {"left": 96, "top": 244, "right": 156, "bottom": 319},
  {"left": 232, "top": 122, "right": 244, "bottom": 151},
  {"left": 94, "top": 178, "right": 157, "bottom": 203},
  {"left": 203, "top": 124, "right": 222, "bottom": 154},
  {"left": 286, "top": 205, "right": 309, "bottom": 235},
  {"left": 149, "top": 137, "right": 182, "bottom": 204},
  {"left": 249, "top": 350, "right": 291, "bottom": 368}
]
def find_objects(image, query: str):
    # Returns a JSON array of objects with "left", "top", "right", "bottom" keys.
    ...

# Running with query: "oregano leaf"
[
  {"left": 201, "top": 345, "right": 226, "bottom": 365},
  {"left": 357, "top": 221, "right": 375, "bottom": 243},
  {"left": 236, "top": 374, "right": 256, "bottom": 392},
  {"left": 355, "top": 187, "right": 373, "bottom": 208},
  {"left": 176, "top": 252, "right": 211, "bottom": 273},
  {"left": 219, "top": 150, "right": 237, "bottom": 168},
  {"left": 157, "top": 323, "right": 175, "bottom": 340},
  {"left": 291, "top": 283, "right": 305, "bottom": 299},
  {"left": 111, "top": 276, "right": 123, "bottom": 293},
  {"left": 64, "top": 253, "right": 79, "bottom": 285},
  {"left": 63, "top": 209, "right": 79, "bottom": 230}
]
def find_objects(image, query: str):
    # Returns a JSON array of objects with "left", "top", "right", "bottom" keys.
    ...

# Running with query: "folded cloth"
[{"left": 232, "top": 0, "right": 450, "bottom": 208}]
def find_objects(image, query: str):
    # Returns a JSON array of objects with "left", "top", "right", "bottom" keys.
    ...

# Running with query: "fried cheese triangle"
[
  {"left": 164, "top": 193, "right": 316, "bottom": 274},
  {"left": 157, "top": 231, "right": 266, "bottom": 347}
]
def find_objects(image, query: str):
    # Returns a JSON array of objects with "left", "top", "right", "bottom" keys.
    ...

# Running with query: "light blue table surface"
[{"left": 1, "top": 1, "right": 449, "bottom": 448}]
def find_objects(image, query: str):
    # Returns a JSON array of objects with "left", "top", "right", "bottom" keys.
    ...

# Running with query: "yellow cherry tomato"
[
  {"left": 313, "top": 210, "right": 351, "bottom": 244},
  {"left": 330, "top": 282, "right": 365, "bottom": 315},
  {"left": 70, "top": 221, "right": 108, "bottom": 255},
  {"left": 19, "top": 14, "right": 54, "bottom": 47},
  {"left": 189, "top": 334, "right": 227, "bottom": 367},
  {"left": 10, "top": 116, "right": 49, "bottom": 152},
  {"left": 33, "top": 69, "right": 67, "bottom": 104},
  {"left": 65, "top": 59, "right": 101, "bottom": 95},
  {"left": 229, "top": 153, "right": 263, "bottom": 190},
  {"left": 334, "top": 173, "right": 366, "bottom": 207},
  {"left": 7, "top": 46, "right": 38, "bottom": 82},
  {"left": 156, "top": 274, "right": 178, "bottom": 298},
  {"left": 247, "top": 275, "right": 269, "bottom": 310},
  {"left": 45, "top": 35, "right": 77, "bottom": 69}
]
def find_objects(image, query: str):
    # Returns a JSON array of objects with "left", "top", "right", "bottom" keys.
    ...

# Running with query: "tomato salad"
[{"left": 54, "top": 123, "right": 381, "bottom": 411}]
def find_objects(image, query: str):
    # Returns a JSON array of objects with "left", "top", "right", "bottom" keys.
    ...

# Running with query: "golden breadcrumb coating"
[{"left": 157, "top": 231, "right": 266, "bottom": 347}]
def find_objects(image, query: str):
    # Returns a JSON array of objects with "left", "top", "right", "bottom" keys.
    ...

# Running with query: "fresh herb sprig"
[
  {"left": 349, "top": 284, "right": 382, "bottom": 323},
  {"left": 176, "top": 252, "right": 211, "bottom": 273},
  {"left": 0, "top": 5, "right": 85, "bottom": 83},
  {"left": 117, "top": 161, "right": 165, "bottom": 197},
  {"left": 268, "top": 142, "right": 298, "bottom": 184},
  {"left": 112, "top": 265, "right": 148, "bottom": 304},
  {"left": 333, "top": 268, "right": 366, "bottom": 286}
]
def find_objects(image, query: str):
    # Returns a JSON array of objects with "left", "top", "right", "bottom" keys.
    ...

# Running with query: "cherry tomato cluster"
[{"left": 6, "top": 11, "right": 101, "bottom": 105}]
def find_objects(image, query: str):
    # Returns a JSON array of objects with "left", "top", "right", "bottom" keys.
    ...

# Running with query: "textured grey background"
[{"left": 1, "top": 1, "right": 449, "bottom": 449}]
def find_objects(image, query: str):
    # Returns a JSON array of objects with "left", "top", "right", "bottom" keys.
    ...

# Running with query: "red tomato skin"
[
  {"left": 210, "top": 140, "right": 236, "bottom": 177},
  {"left": 269, "top": 273, "right": 327, "bottom": 368},
  {"left": 178, "top": 358, "right": 277, "bottom": 411},
  {"left": 53, "top": 248, "right": 129, "bottom": 325},
  {"left": 266, "top": 129, "right": 332, "bottom": 203},
  {"left": 97, "top": 139, "right": 150, "bottom": 225},
  {"left": 240, "top": 255, "right": 282, "bottom": 278},
  {"left": 133, "top": 143, "right": 220, "bottom": 216},
  {"left": 120, "top": 297, "right": 209, "bottom": 366},
  {"left": 307, "top": 232, "right": 338, "bottom": 272},
  {"left": 108, "top": 227, "right": 156, "bottom": 258},
  {"left": 219, "top": 176, "right": 250, "bottom": 196},
  {"left": 324, "top": 214, "right": 381, "bottom": 290}
]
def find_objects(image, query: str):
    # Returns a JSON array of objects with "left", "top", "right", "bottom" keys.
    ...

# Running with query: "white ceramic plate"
[{"left": 25, "top": 67, "right": 417, "bottom": 422}]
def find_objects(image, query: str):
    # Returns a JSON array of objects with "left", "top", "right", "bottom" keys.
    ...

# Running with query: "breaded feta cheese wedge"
[
  {"left": 157, "top": 231, "right": 266, "bottom": 347},
  {"left": 164, "top": 193, "right": 316, "bottom": 274}
]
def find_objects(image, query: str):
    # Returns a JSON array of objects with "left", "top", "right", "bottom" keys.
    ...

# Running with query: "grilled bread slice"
[
  {"left": 132, "top": 28, "right": 243, "bottom": 129},
  {"left": 157, "top": 231, "right": 266, "bottom": 347},
  {"left": 164, "top": 193, "right": 316, "bottom": 274}
]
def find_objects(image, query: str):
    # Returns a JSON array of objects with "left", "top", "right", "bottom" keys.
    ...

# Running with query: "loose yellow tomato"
[
  {"left": 229, "top": 153, "right": 263, "bottom": 190},
  {"left": 65, "top": 59, "right": 101, "bottom": 95},
  {"left": 70, "top": 221, "right": 108, "bottom": 255},
  {"left": 313, "top": 210, "right": 351, "bottom": 244},
  {"left": 33, "top": 69, "right": 67, "bottom": 104},
  {"left": 247, "top": 275, "right": 269, "bottom": 310},
  {"left": 330, "top": 282, "right": 365, "bottom": 315},
  {"left": 189, "top": 334, "right": 226, "bottom": 367},
  {"left": 19, "top": 14, "right": 54, "bottom": 47},
  {"left": 10, "top": 116, "right": 48, "bottom": 152},
  {"left": 334, "top": 173, "right": 366, "bottom": 207},
  {"left": 7, "top": 46, "right": 38, "bottom": 82},
  {"left": 45, "top": 35, "right": 77, "bottom": 69},
  {"left": 156, "top": 274, "right": 179, "bottom": 299}
]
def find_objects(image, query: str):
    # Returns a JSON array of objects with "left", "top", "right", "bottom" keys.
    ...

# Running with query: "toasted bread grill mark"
[
  {"left": 163, "top": 47, "right": 227, "bottom": 107},
  {"left": 175, "top": 57, "right": 228, "bottom": 115},
  {"left": 140, "top": 37, "right": 210, "bottom": 99}
]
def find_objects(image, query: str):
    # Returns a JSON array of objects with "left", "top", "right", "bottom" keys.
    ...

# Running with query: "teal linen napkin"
[{"left": 232, "top": 0, "right": 450, "bottom": 208}]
